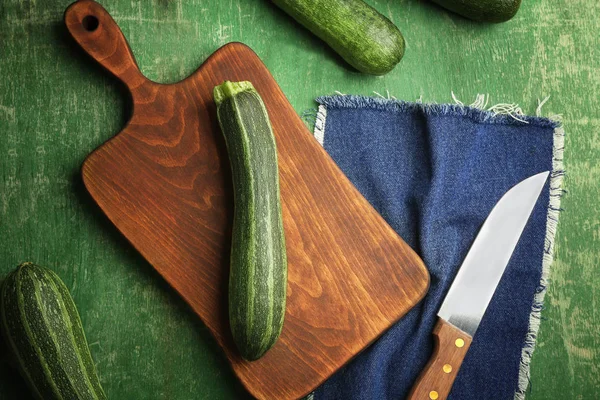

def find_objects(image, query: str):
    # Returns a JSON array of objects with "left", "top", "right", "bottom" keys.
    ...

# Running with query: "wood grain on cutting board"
[
  {"left": 59, "top": 1, "right": 429, "bottom": 398},
  {"left": 0, "top": 0, "right": 597, "bottom": 399}
]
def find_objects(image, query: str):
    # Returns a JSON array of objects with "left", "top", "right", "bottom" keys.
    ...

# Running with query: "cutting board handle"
[{"left": 64, "top": 0, "right": 147, "bottom": 90}]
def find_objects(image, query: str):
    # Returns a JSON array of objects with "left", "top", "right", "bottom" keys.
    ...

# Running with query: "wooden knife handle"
[
  {"left": 64, "top": 0, "right": 147, "bottom": 90},
  {"left": 407, "top": 318, "right": 472, "bottom": 400}
]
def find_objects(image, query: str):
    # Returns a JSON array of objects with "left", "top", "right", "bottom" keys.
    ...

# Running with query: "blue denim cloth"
[{"left": 313, "top": 96, "right": 559, "bottom": 400}]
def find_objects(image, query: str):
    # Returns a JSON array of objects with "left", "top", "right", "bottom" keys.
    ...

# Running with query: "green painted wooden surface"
[{"left": 0, "top": 0, "right": 598, "bottom": 399}]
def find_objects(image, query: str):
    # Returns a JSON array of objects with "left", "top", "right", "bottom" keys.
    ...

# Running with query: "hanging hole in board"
[{"left": 82, "top": 15, "right": 99, "bottom": 32}]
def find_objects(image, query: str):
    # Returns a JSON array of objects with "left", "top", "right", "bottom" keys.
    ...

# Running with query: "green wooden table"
[{"left": 1, "top": 1, "right": 598, "bottom": 399}]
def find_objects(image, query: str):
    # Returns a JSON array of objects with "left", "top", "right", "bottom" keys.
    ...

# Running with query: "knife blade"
[{"left": 407, "top": 171, "right": 549, "bottom": 400}]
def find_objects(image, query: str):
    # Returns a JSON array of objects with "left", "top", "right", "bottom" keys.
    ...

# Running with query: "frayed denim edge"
[
  {"left": 313, "top": 105, "right": 327, "bottom": 146},
  {"left": 514, "top": 124, "right": 565, "bottom": 400},
  {"left": 316, "top": 95, "right": 560, "bottom": 129}
]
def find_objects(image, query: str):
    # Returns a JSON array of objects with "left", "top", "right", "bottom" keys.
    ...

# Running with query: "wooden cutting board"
[{"left": 65, "top": 1, "right": 430, "bottom": 399}]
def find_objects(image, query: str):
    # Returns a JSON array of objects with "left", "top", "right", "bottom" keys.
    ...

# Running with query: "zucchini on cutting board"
[
  {"left": 214, "top": 81, "right": 287, "bottom": 361},
  {"left": 1, "top": 263, "right": 106, "bottom": 400}
]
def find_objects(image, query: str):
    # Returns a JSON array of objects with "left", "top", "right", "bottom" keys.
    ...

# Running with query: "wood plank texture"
[
  {"left": 0, "top": 0, "right": 598, "bottom": 399},
  {"left": 62, "top": 2, "right": 429, "bottom": 399}
]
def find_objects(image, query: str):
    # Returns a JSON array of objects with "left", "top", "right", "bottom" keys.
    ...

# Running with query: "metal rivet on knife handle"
[
  {"left": 406, "top": 319, "right": 473, "bottom": 400},
  {"left": 455, "top": 338, "right": 465, "bottom": 348}
]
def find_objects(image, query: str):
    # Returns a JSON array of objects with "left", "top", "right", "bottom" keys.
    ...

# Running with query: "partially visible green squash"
[
  {"left": 1, "top": 262, "right": 106, "bottom": 400},
  {"left": 431, "top": 0, "right": 522, "bottom": 22}
]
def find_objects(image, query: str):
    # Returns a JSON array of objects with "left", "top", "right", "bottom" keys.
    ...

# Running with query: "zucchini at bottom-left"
[{"left": 1, "top": 262, "right": 107, "bottom": 400}]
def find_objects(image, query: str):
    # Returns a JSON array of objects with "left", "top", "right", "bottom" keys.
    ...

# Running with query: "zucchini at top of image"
[
  {"left": 272, "top": 0, "right": 406, "bottom": 76},
  {"left": 431, "top": 0, "right": 522, "bottom": 23}
]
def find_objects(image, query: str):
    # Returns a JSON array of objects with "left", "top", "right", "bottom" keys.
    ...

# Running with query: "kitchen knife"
[{"left": 407, "top": 171, "right": 550, "bottom": 400}]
